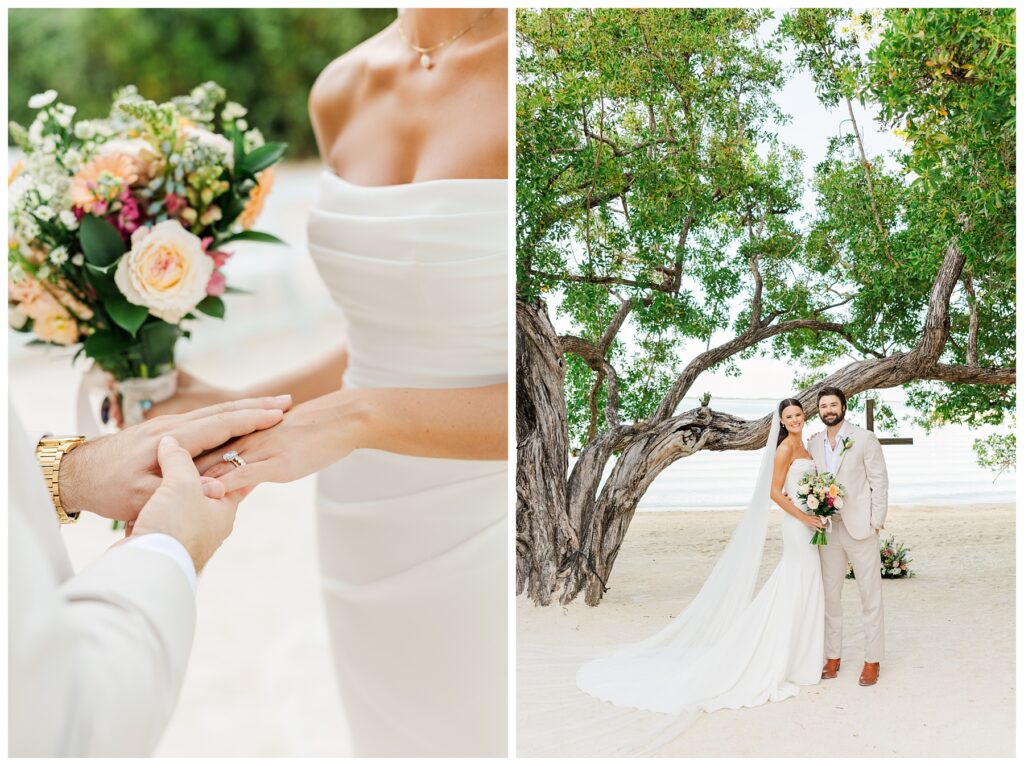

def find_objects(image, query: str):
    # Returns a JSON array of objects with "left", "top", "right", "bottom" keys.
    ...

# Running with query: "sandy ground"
[{"left": 517, "top": 504, "right": 1016, "bottom": 757}]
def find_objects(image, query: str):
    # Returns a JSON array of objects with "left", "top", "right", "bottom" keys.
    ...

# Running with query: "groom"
[{"left": 808, "top": 387, "right": 889, "bottom": 687}]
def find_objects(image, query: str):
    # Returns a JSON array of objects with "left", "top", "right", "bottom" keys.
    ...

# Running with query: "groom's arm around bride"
[{"left": 9, "top": 396, "right": 288, "bottom": 756}]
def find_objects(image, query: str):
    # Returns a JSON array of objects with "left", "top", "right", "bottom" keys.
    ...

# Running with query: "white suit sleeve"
[
  {"left": 862, "top": 430, "right": 889, "bottom": 529},
  {"left": 9, "top": 511, "right": 197, "bottom": 757},
  {"left": 125, "top": 532, "right": 198, "bottom": 592}
]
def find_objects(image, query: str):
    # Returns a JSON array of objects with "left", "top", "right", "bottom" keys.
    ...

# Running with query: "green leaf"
[
  {"left": 139, "top": 321, "right": 180, "bottom": 367},
  {"left": 105, "top": 295, "right": 149, "bottom": 336},
  {"left": 196, "top": 295, "right": 226, "bottom": 318},
  {"left": 238, "top": 142, "right": 286, "bottom": 176},
  {"left": 232, "top": 128, "right": 245, "bottom": 170},
  {"left": 85, "top": 262, "right": 120, "bottom": 299},
  {"left": 223, "top": 285, "right": 253, "bottom": 295},
  {"left": 80, "top": 215, "right": 127, "bottom": 267},
  {"left": 217, "top": 229, "right": 286, "bottom": 246},
  {"left": 84, "top": 330, "right": 133, "bottom": 359}
]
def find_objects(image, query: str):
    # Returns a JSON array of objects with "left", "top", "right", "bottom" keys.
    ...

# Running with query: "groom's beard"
[{"left": 820, "top": 412, "right": 845, "bottom": 427}]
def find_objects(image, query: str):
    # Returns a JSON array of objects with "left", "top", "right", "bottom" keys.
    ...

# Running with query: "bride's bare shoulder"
[{"left": 309, "top": 25, "right": 398, "bottom": 126}]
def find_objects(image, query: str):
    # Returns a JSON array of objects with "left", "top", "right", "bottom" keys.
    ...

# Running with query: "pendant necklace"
[{"left": 398, "top": 9, "right": 495, "bottom": 70}]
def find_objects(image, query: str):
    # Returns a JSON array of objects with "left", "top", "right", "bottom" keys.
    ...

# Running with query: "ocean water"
[{"left": 582, "top": 397, "right": 1015, "bottom": 510}]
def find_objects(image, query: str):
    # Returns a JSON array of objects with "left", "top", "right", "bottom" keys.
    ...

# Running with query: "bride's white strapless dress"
[
  {"left": 577, "top": 458, "right": 824, "bottom": 714},
  {"left": 306, "top": 170, "right": 507, "bottom": 756}
]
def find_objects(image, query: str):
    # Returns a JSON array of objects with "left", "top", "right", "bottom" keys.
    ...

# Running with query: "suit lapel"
[
  {"left": 832, "top": 423, "right": 852, "bottom": 477},
  {"left": 811, "top": 430, "right": 826, "bottom": 472}
]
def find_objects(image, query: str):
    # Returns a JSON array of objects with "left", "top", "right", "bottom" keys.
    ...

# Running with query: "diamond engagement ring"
[{"left": 222, "top": 450, "right": 246, "bottom": 467}]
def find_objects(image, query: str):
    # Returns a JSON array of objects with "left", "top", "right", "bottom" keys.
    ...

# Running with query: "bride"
[
  {"left": 151, "top": 8, "right": 508, "bottom": 757},
  {"left": 577, "top": 399, "right": 826, "bottom": 718}
]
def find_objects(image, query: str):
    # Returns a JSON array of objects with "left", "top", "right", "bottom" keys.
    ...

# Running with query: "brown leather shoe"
[
  {"left": 859, "top": 662, "right": 880, "bottom": 686},
  {"left": 821, "top": 658, "right": 841, "bottom": 680}
]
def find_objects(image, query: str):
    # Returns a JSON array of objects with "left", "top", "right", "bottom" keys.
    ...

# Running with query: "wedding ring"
[{"left": 222, "top": 450, "right": 246, "bottom": 468}]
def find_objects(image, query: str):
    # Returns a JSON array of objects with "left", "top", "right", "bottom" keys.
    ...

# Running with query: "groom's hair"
[{"left": 817, "top": 386, "right": 847, "bottom": 412}]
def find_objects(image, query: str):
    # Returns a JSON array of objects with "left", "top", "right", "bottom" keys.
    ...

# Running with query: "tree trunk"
[{"left": 515, "top": 299, "right": 571, "bottom": 605}]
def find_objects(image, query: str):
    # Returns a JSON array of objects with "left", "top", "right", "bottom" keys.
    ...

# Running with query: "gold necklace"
[{"left": 397, "top": 9, "right": 495, "bottom": 70}]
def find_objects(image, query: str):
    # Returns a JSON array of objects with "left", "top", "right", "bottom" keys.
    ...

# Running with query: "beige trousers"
[{"left": 819, "top": 513, "right": 885, "bottom": 663}]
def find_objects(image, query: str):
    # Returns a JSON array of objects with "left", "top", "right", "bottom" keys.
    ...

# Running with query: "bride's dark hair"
[{"left": 777, "top": 398, "right": 804, "bottom": 447}]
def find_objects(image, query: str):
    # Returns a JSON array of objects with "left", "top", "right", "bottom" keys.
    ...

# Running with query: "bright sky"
[{"left": 546, "top": 10, "right": 909, "bottom": 405}]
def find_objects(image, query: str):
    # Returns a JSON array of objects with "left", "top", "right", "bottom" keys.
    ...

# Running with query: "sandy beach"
[{"left": 517, "top": 504, "right": 1015, "bottom": 757}]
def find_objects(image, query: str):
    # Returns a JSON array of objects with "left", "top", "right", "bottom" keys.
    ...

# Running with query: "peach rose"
[
  {"left": 114, "top": 220, "right": 213, "bottom": 323},
  {"left": 239, "top": 168, "right": 274, "bottom": 229},
  {"left": 828, "top": 484, "right": 839, "bottom": 498}
]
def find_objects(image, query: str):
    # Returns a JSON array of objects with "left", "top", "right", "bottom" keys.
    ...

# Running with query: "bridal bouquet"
[
  {"left": 8, "top": 82, "right": 285, "bottom": 426},
  {"left": 795, "top": 471, "right": 845, "bottom": 545}
]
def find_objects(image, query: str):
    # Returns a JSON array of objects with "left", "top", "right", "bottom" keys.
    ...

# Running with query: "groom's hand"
[{"left": 58, "top": 396, "right": 292, "bottom": 522}]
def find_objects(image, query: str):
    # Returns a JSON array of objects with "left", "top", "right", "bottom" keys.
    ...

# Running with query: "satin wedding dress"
[
  {"left": 576, "top": 414, "right": 823, "bottom": 734},
  {"left": 306, "top": 170, "right": 507, "bottom": 757}
]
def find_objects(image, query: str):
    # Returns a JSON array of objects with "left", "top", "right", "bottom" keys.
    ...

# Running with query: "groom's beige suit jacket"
[
  {"left": 9, "top": 404, "right": 196, "bottom": 756},
  {"left": 808, "top": 422, "right": 889, "bottom": 540}
]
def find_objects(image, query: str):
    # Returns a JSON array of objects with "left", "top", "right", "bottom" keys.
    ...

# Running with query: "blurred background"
[{"left": 8, "top": 7, "right": 397, "bottom": 757}]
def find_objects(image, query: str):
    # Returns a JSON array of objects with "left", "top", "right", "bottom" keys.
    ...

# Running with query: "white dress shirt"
[{"left": 823, "top": 420, "right": 852, "bottom": 475}]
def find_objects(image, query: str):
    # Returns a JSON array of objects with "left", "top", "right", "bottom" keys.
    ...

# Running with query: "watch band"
[{"left": 35, "top": 435, "right": 87, "bottom": 524}]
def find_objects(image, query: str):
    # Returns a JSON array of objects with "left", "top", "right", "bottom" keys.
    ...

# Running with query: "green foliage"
[
  {"left": 973, "top": 426, "right": 1016, "bottom": 480},
  {"left": 518, "top": 9, "right": 1015, "bottom": 452},
  {"left": 8, "top": 8, "right": 395, "bottom": 158}
]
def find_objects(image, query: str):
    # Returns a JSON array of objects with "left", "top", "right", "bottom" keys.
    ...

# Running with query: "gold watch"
[{"left": 36, "top": 435, "right": 88, "bottom": 524}]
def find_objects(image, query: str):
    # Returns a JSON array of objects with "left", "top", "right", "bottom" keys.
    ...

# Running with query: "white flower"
[
  {"left": 833, "top": 496, "right": 845, "bottom": 510},
  {"left": 243, "top": 128, "right": 265, "bottom": 151},
  {"left": 53, "top": 104, "right": 76, "bottom": 128},
  {"left": 36, "top": 265, "right": 51, "bottom": 279},
  {"left": 71, "top": 253, "right": 85, "bottom": 266},
  {"left": 114, "top": 220, "right": 213, "bottom": 323},
  {"left": 99, "top": 137, "right": 156, "bottom": 160},
  {"left": 181, "top": 125, "right": 234, "bottom": 169},
  {"left": 806, "top": 495, "right": 820, "bottom": 510},
  {"left": 37, "top": 183, "right": 55, "bottom": 200},
  {"left": 59, "top": 210, "right": 79, "bottom": 230},
  {"left": 9, "top": 305, "right": 29, "bottom": 330},
  {"left": 49, "top": 246, "right": 69, "bottom": 265},
  {"left": 799, "top": 484, "right": 810, "bottom": 495},
  {"left": 235, "top": 119, "right": 248, "bottom": 131},
  {"left": 34, "top": 205, "right": 55, "bottom": 221},
  {"left": 221, "top": 101, "right": 247, "bottom": 121},
  {"left": 28, "top": 90, "right": 58, "bottom": 109}
]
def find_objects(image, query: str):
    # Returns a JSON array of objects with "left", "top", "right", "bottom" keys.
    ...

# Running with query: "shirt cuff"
[{"left": 123, "top": 532, "right": 198, "bottom": 593}]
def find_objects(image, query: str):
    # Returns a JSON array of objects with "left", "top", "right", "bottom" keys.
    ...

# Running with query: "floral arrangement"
[
  {"left": 8, "top": 82, "right": 285, "bottom": 420},
  {"left": 795, "top": 470, "right": 846, "bottom": 545},
  {"left": 847, "top": 534, "right": 915, "bottom": 579}
]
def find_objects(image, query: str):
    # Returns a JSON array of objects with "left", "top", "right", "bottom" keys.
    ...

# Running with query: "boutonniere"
[{"left": 841, "top": 436, "right": 855, "bottom": 453}]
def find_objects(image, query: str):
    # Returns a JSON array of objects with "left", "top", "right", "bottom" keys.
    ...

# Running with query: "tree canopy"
[{"left": 516, "top": 8, "right": 1015, "bottom": 605}]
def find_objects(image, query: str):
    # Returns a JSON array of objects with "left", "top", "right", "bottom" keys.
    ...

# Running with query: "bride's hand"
[
  {"left": 146, "top": 370, "right": 233, "bottom": 419},
  {"left": 805, "top": 514, "right": 826, "bottom": 530},
  {"left": 193, "top": 392, "right": 363, "bottom": 493}
]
